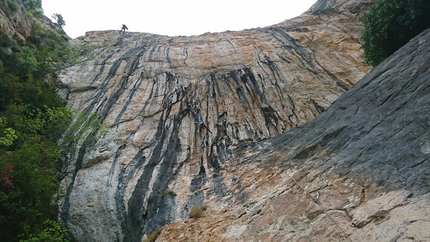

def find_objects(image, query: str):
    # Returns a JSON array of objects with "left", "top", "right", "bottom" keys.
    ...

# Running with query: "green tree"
[
  {"left": 0, "top": 118, "right": 17, "bottom": 148},
  {"left": 0, "top": 16, "right": 101, "bottom": 240},
  {"left": 0, "top": 13, "right": 74, "bottom": 241},
  {"left": 28, "top": 24, "right": 92, "bottom": 76},
  {"left": 0, "top": 71, "right": 21, "bottom": 112},
  {"left": 16, "top": 46, "right": 39, "bottom": 76},
  {"left": 0, "top": 107, "right": 72, "bottom": 241},
  {"left": 51, "top": 13, "right": 66, "bottom": 28},
  {"left": 360, "top": 0, "right": 430, "bottom": 66}
]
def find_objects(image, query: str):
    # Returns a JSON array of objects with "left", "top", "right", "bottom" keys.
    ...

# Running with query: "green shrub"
[
  {"left": 164, "top": 190, "right": 177, "bottom": 197},
  {"left": 60, "top": 109, "right": 107, "bottom": 150},
  {"left": 28, "top": 23, "right": 93, "bottom": 75},
  {"left": 360, "top": 0, "right": 430, "bottom": 66},
  {"left": 16, "top": 46, "right": 39, "bottom": 76},
  {"left": 23, "top": 0, "right": 42, "bottom": 11},
  {"left": 8, "top": 1, "right": 19, "bottom": 13},
  {"left": 20, "top": 220, "right": 70, "bottom": 242},
  {"left": 0, "top": 11, "right": 73, "bottom": 241},
  {"left": 0, "top": 32, "right": 16, "bottom": 48},
  {"left": 0, "top": 118, "right": 17, "bottom": 148}
]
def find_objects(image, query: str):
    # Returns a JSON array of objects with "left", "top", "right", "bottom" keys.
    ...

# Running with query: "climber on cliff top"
[
  {"left": 120, "top": 24, "right": 128, "bottom": 35},
  {"left": 197, "top": 119, "right": 212, "bottom": 134}
]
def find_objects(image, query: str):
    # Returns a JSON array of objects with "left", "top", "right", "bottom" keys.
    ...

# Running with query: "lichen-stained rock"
[{"left": 57, "top": 0, "right": 374, "bottom": 241}]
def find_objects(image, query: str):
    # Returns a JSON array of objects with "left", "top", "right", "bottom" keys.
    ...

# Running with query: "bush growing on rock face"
[
  {"left": 23, "top": 0, "right": 42, "bottom": 17},
  {"left": 16, "top": 46, "right": 39, "bottom": 76},
  {"left": 0, "top": 32, "right": 16, "bottom": 47},
  {"left": 360, "top": 0, "right": 430, "bottom": 67},
  {"left": 189, "top": 206, "right": 205, "bottom": 219},
  {"left": 7, "top": 1, "right": 19, "bottom": 13},
  {"left": 23, "top": 0, "right": 41, "bottom": 11}
]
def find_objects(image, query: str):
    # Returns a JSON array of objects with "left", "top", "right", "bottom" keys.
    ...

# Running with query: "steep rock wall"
[
  {"left": 58, "top": 0, "right": 373, "bottom": 241},
  {"left": 158, "top": 27, "right": 430, "bottom": 242}
]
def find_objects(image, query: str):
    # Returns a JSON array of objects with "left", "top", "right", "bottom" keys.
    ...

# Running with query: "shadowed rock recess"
[{"left": 57, "top": 0, "right": 430, "bottom": 241}]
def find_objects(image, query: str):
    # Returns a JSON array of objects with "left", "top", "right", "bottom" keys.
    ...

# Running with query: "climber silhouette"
[
  {"left": 197, "top": 119, "right": 212, "bottom": 134},
  {"left": 120, "top": 24, "right": 128, "bottom": 35}
]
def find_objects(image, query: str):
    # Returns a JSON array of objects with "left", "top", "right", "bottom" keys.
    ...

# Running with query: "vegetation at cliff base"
[
  {"left": 0, "top": 14, "right": 74, "bottom": 242},
  {"left": 360, "top": 0, "right": 430, "bottom": 66}
]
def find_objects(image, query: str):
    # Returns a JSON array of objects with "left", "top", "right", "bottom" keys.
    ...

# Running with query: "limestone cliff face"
[
  {"left": 58, "top": 0, "right": 375, "bottom": 241},
  {"left": 157, "top": 28, "right": 430, "bottom": 242}
]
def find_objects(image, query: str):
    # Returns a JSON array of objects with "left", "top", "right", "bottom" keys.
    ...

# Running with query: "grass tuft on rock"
[
  {"left": 189, "top": 206, "right": 205, "bottom": 219},
  {"left": 143, "top": 229, "right": 161, "bottom": 242}
]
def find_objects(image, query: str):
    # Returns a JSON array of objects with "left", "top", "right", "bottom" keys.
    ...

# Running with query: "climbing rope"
[{"left": 286, "top": 172, "right": 353, "bottom": 242}]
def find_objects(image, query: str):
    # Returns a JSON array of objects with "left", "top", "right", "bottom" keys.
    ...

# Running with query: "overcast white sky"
[{"left": 42, "top": 0, "right": 318, "bottom": 39}]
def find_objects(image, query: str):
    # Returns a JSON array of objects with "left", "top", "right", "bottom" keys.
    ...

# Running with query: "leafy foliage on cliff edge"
[
  {"left": 0, "top": 2, "right": 80, "bottom": 241},
  {"left": 360, "top": 0, "right": 430, "bottom": 66}
]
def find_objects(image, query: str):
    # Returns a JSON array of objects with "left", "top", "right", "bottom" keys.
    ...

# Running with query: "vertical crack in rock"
[
  {"left": 89, "top": 51, "right": 118, "bottom": 85},
  {"left": 114, "top": 146, "right": 146, "bottom": 234},
  {"left": 99, "top": 48, "right": 146, "bottom": 122},
  {"left": 114, "top": 72, "right": 145, "bottom": 124},
  {"left": 240, "top": 67, "right": 266, "bottom": 103},
  {"left": 166, "top": 47, "right": 175, "bottom": 68},
  {"left": 314, "top": 57, "right": 351, "bottom": 91},
  {"left": 186, "top": 160, "right": 207, "bottom": 217},
  {"left": 264, "top": 27, "right": 315, "bottom": 69},
  {"left": 108, "top": 144, "right": 126, "bottom": 187},
  {"left": 261, "top": 106, "right": 283, "bottom": 136},
  {"left": 124, "top": 101, "right": 187, "bottom": 240},
  {"left": 254, "top": 50, "right": 285, "bottom": 108},
  {"left": 60, "top": 133, "right": 95, "bottom": 227}
]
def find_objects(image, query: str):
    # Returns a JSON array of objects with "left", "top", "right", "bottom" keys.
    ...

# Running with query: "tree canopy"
[
  {"left": 360, "top": 0, "right": 430, "bottom": 66},
  {"left": 0, "top": 4, "right": 100, "bottom": 238},
  {"left": 0, "top": 16, "right": 73, "bottom": 242}
]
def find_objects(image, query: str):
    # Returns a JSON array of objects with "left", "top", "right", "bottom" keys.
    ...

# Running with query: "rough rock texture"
[
  {"left": 0, "top": 0, "right": 69, "bottom": 44},
  {"left": 55, "top": 0, "right": 386, "bottom": 241},
  {"left": 0, "top": 0, "right": 32, "bottom": 43},
  {"left": 157, "top": 28, "right": 430, "bottom": 241}
]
